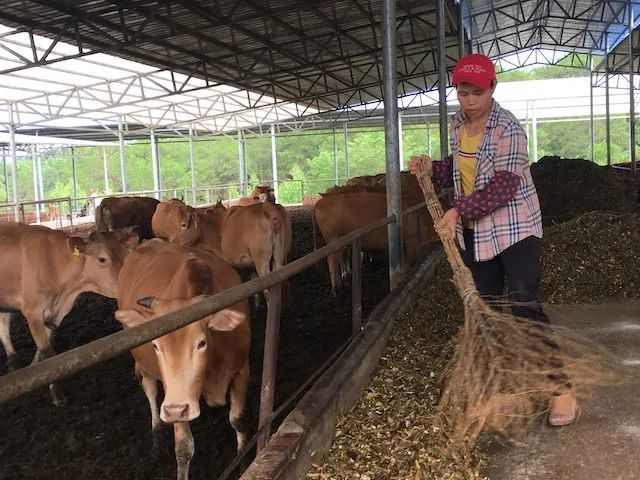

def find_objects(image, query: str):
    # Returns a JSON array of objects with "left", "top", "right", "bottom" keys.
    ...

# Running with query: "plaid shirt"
[{"left": 434, "top": 100, "right": 543, "bottom": 261}]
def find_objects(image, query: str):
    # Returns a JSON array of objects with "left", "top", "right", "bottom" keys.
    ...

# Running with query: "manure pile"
[
  {"left": 532, "top": 156, "right": 639, "bottom": 225},
  {"left": 312, "top": 157, "right": 640, "bottom": 479}
]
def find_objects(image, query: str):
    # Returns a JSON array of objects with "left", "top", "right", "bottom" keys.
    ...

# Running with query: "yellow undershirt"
[{"left": 458, "top": 127, "right": 481, "bottom": 227}]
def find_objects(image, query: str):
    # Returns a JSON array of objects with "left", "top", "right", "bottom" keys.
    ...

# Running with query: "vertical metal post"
[
  {"left": 629, "top": 2, "right": 636, "bottom": 171},
  {"left": 332, "top": 126, "right": 339, "bottom": 185},
  {"left": 9, "top": 120, "right": 19, "bottom": 221},
  {"left": 398, "top": 111, "right": 404, "bottom": 170},
  {"left": 71, "top": 147, "right": 78, "bottom": 201},
  {"left": 466, "top": 0, "right": 474, "bottom": 54},
  {"left": 589, "top": 55, "right": 595, "bottom": 162},
  {"left": 102, "top": 148, "right": 109, "bottom": 194},
  {"left": 532, "top": 100, "right": 538, "bottom": 162},
  {"left": 426, "top": 120, "right": 431, "bottom": 156},
  {"left": 118, "top": 116, "right": 127, "bottom": 193},
  {"left": 31, "top": 145, "right": 40, "bottom": 222},
  {"left": 383, "top": 0, "right": 403, "bottom": 288},
  {"left": 238, "top": 130, "right": 248, "bottom": 196},
  {"left": 437, "top": 0, "right": 449, "bottom": 159},
  {"left": 2, "top": 153, "right": 7, "bottom": 203},
  {"left": 189, "top": 124, "right": 197, "bottom": 204},
  {"left": 271, "top": 124, "right": 279, "bottom": 201},
  {"left": 257, "top": 283, "right": 282, "bottom": 451},
  {"left": 343, "top": 122, "right": 349, "bottom": 180},
  {"left": 351, "top": 240, "right": 362, "bottom": 332},
  {"left": 606, "top": 56, "right": 612, "bottom": 166},
  {"left": 525, "top": 100, "right": 530, "bottom": 151},
  {"left": 36, "top": 150, "right": 43, "bottom": 202},
  {"left": 458, "top": 0, "right": 465, "bottom": 58},
  {"left": 150, "top": 130, "right": 161, "bottom": 200}
]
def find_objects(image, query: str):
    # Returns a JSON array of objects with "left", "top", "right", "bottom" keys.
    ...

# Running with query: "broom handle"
[{"left": 414, "top": 169, "right": 468, "bottom": 274}]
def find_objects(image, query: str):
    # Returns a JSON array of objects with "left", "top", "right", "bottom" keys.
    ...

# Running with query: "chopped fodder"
[{"left": 541, "top": 212, "right": 640, "bottom": 303}]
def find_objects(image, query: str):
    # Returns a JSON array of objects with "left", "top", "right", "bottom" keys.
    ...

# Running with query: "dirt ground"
[{"left": 0, "top": 206, "right": 391, "bottom": 480}]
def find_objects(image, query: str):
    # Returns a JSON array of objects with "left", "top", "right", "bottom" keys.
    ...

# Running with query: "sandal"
[{"left": 548, "top": 391, "right": 578, "bottom": 427}]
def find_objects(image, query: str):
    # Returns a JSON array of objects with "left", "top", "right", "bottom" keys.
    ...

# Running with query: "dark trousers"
[
  {"left": 462, "top": 228, "right": 549, "bottom": 323},
  {"left": 462, "top": 228, "right": 570, "bottom": 393}
]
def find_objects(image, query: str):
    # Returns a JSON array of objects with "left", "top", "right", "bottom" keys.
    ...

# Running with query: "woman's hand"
[
  {"left": 408, "top": 155, "right": 433, "bottom": 177},
  {"left": 435, "top": 207, "right": 460, "bottom": 237}
]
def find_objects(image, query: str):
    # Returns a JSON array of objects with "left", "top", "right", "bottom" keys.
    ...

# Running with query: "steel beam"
[
  {"left": 270, "top": 125, "right": 279, "bottom": 202},
  {"left": 150, "top": 130, "right": 161, "bottom": 200},
  {"left": 437, "top": 0, "right": 450, "bottom": 159},
  {"left": 382, "top": 0, "right": 403, "bottom": 289},
  {"left": 629, "top": 2, "right": 636, "bottom": 171}
]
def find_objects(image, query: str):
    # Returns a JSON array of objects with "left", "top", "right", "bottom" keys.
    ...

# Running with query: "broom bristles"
[{"left": 412, "top": 165, "right": 618, "bottom": 445}]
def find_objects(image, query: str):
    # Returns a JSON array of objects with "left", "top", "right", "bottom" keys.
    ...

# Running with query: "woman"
[{"left": 409, "top": 53, "right": 577, "bottom": 426}]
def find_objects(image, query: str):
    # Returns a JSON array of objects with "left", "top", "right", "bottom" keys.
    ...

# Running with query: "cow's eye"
[
  {"left": 197, "top": 339, "right": 207, "bottom": 350},
  {"left": 98, "top": 257, "right": 108, "bottom": 264},
  {"left": 152, "top": 343, "right": 160, "bottom": 352}
]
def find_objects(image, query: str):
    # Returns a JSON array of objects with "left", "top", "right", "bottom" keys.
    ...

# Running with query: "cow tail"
[{"left": 269, "top": 207, "right": 285, "bottom": 271}]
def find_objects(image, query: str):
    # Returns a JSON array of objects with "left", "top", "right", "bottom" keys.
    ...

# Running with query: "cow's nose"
[{"left": 163, "top": 403, "right": 189, "bottom": 421}]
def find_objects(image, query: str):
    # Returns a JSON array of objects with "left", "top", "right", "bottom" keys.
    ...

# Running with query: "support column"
[
  {"left": 629, "top": 3, "right": 636, "bottom": 171},
  {"left": 398, "top": 111, "right": 404, "bottom": 170},
  {"left": 9, "top": 122, "right": 19, "bottom": 221},
  {"left": 344, "top": 122, "right": 349, "bottom": 180},
  {"left": 426, "top": 120, "right": 431, "bottom": 156},
  {"left": 150, "top": 130, "right": 161, "bottom": 199},
  {"left": 2, "top": 153, "right": 7, "bottom": 203},
  {"left": 437, "top": 0, "right": 449, "bottom": 159},
  {"left": 382, "top": 0, "right": 403, "bottom": 288},
  {"left": 71, "top": 146, "right": 77, "bottom": 199},
  {"left": 102, "top": 147, "right": 109, "bottom": 194},
  {"left": 238, "top": 131, "right": 248, "bottom": 196},
  {"left": 270, "top": 124, "right": 279, "bottom": 201},
  {"left": 35, "top": 131, "right": 43, "bottom": 201},
  {"left": 332, "top": 126, "right": 339, "bottom": 185},
  {"left": 458, "top": 0, "right": 465, "bottom": 58},
  {"left": 188, "top": 124, "right": 197, "bottom": 204},
  {"left": 118, "top": 117, "right": 127, "bottom": 193},
  {"left": 31, "top": 145, "right": 40, "bottom": 222},
  {"left": 606, "top": 57, "right": 612, "bottom": 167},
  {"left": 532, "top": 100, "right": 538, "bottom": 162},
  {"left": 589, "top": 55, "right": 595, "bottom": 163}
]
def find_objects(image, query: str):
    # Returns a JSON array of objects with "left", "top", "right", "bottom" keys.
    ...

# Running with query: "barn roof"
[{"left": 0, "top": 0, "right": 637, "bottom": 138}]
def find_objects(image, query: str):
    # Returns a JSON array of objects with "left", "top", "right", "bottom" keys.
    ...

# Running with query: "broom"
[{"left": 412, "top": 160, "right": 615, "bottom": 444}]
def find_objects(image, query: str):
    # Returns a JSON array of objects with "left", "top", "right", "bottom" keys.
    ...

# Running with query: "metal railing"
[
  {"left": 0, "top": 192, "right": 430, "bottom": 474},
  {"left": 0, "top": 178, "right": 351, "bottom": 227}
]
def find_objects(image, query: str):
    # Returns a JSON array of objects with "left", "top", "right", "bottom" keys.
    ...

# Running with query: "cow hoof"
[{"left": 50, "top": 385, "right": 67, "bottom": 406}]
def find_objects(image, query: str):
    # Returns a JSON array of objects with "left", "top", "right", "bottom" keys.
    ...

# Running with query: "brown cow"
[
  {"left": 314, "top": 191, "right": 440, "bottom": 294},
  {"left": 154, "top": 200, "right": 291, "bottom": 305},
  {"left": 0, "top": 223, "right": 139, "bottom": 404},
  {"left": 95, "top": 196, "right": 160, "bottom": 239},
  {"left": 152, "top": 199, "right": 225, "bottom": 251},
  {"left": 46, "top": 203, "right": 58, "bottom": 222},
  {"left": 236, "top": 185, "right": 276, "bottom": 206},
  {"left": 345, "top": 173, "right": 386, "bottom": 187},
  {"left": 115, "top": 239, "right": 250, "bottom": 480}
]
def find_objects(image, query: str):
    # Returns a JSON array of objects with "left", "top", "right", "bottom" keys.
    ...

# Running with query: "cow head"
[
  {"left": 115, "top": 294, "right": 246, "bottom": 423},
  {"left": 69, "top": 229, "right": 139, "bottom": 297},
  {"left": 153, "top": 201, "right": 202, "bottom": 246},
  {"left": 250, "top": 185, "right": 275, "bottom": 203}
]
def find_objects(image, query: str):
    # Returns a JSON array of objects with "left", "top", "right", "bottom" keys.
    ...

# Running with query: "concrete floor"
[{"left": 481, "top": 300, "right": 640, "bottom": 480}]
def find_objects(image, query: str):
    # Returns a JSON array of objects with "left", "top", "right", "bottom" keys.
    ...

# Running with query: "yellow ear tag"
[{"left": 73, "top": 246, "right": 81, "bottom": 257}]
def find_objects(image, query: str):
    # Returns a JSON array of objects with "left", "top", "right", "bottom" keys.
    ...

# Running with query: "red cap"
[{"left": 452, "top": 54, "right": 496, "bottom": 90}]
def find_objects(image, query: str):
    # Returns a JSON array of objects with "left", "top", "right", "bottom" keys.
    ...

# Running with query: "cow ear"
[
  {"left": 207, "top": 307, "right": 246, "bottom": 331},
  {"left": 115, "top": 309, "right": 146, "bottom": 328},
  {"left": 67, "top": 236, "right": 88, "bottom": 256},
  {"left": 136, "top": 297, "right": 157, "bottom": 310},
  {"left": 119, "top": 228, "right": 140, "bottom": 249}
]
